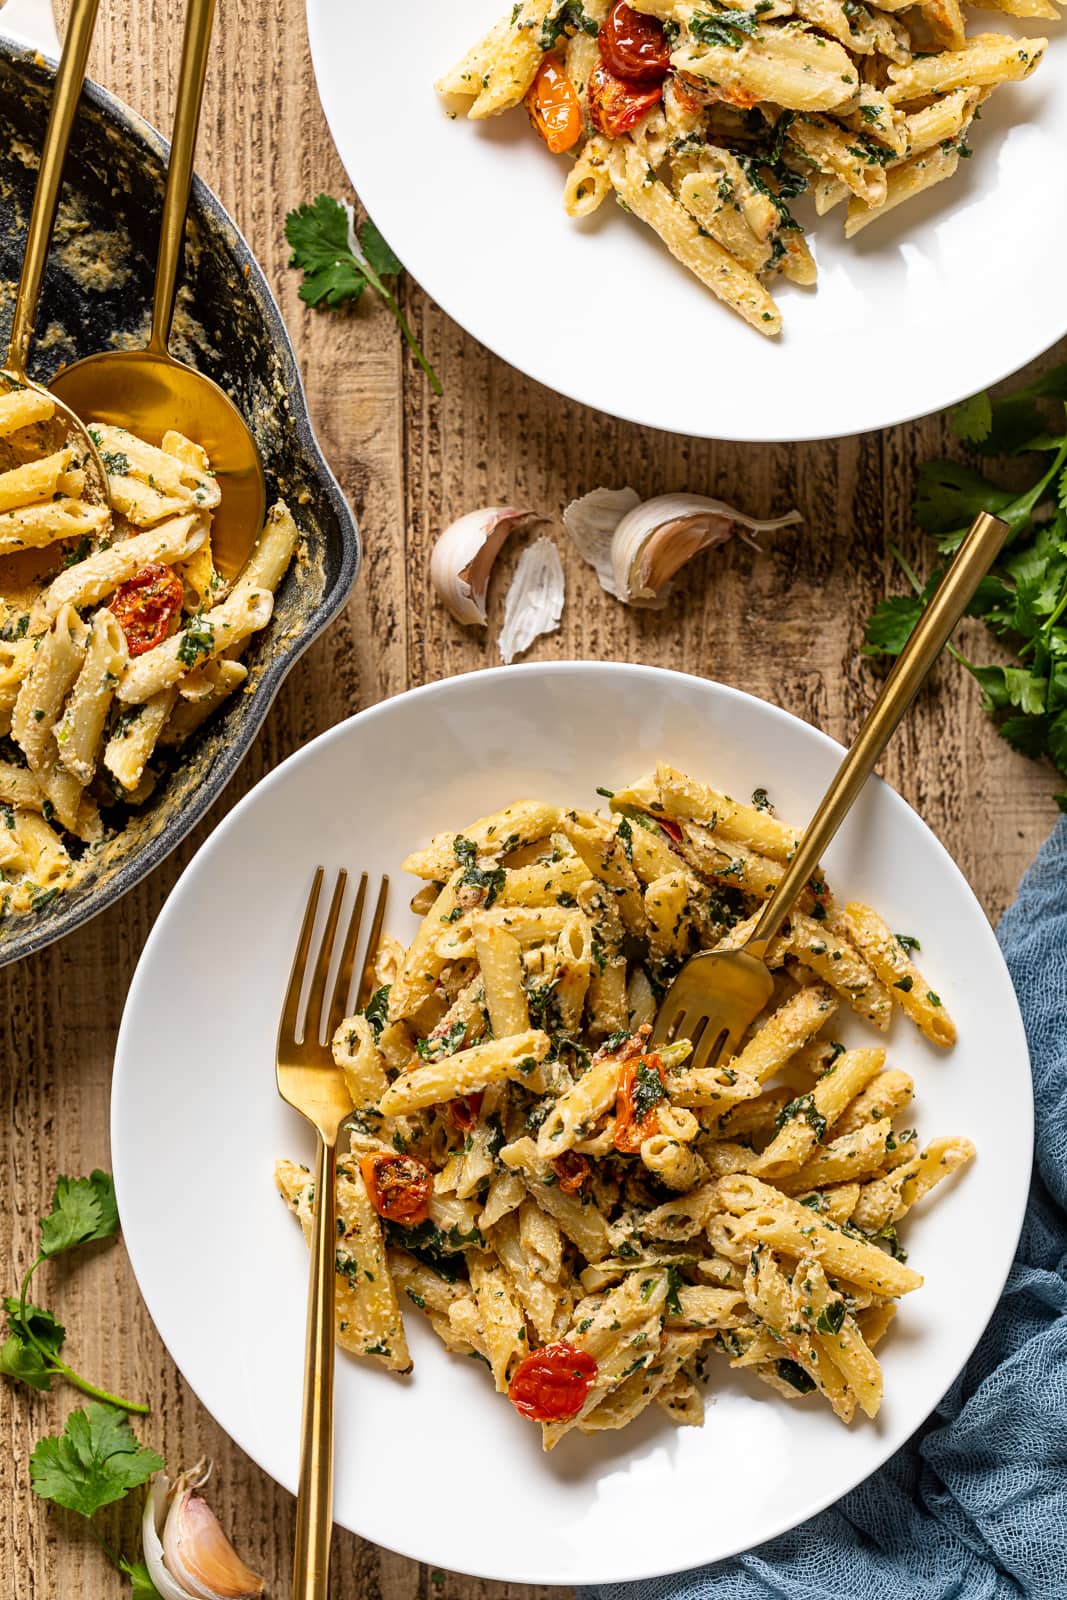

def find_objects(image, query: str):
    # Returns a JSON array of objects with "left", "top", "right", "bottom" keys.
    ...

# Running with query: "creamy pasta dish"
[
  {"left": 276, "top": 763, "right": 973, "bottom": 1445},
  {"left": 0, "top": 379, "right": 297, "bottom": 922},
  {"left": 437, "top": 0, "right": 1051, "bottom": 335}
]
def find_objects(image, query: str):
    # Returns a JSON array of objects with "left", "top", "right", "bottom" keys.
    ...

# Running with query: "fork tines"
[{"left": 278, "top": 868, "right": 389, "bottom": 1054}]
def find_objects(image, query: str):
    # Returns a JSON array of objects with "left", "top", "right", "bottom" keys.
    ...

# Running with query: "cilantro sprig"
[
  {"left": 285, "top": 195, "right": 442, "bottom": 394},
  {"left": 30, "top": 1403, "right": 164, "bottom": 1596},
  {"left": 864, "top": 368, "right": 1067, "bottom": 811},
  {"left": 1, "top": 1171, "right": 148, "bottom": 1414}
]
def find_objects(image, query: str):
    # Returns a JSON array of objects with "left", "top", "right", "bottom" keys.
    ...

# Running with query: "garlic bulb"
[
  {"left": 143, "top": 1463, "right": 265, "bottom": 1600},
  {"left": 564, "top": 488, "right": 802, "bottom": 607},
  {"left": 498, "top": 537, "right": 565, "bottom": 664},
  {"left": 430, "top": 508, "right": 542, "bottom": 625}
]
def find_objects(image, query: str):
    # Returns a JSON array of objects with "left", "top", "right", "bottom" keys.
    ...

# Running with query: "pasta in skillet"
[
  {"left": 276, "top": 764, "right": 974, "bottom": 1445},
  {"left": 0, "top": 379, "right": 298, "bottom": 923},
  {"left": 436, "top": 0, "right": 1053, "bottom": 335}
]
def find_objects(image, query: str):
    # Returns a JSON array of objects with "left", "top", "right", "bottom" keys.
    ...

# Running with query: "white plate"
[
  {"left": 112, "top": 664, "right": 1032, "bottom": 1585},
  {"left": 305, "top": 0, "right": 1065, "bottom": 443}
]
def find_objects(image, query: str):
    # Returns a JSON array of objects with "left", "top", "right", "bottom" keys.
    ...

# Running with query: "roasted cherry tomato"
[
  {"left": 107, "top": 563, "right": 184, "bottom": 656},
  {"left": 508, "top": 1341, "right": 598, "bottom": 1422},
  {"left": 359, "top": 1151, "right": 433, "bottom": 1225},
  {"left": 658, "top": 817, "right": 683, "bottom": 844},
  {"left": 587, "top": 60, "right": 662, "bottom": 139},
  {"left": 551, "top": 1150, "right": 592, "bottom": 1194},
  {"left": 614, "top": 1052, "right": 667, "bottom": 1154},
  {"left": 525, "top": 56, "right": 583, "bottom": 153},
  {"left": 446, "top": 1090, "right": 485, "bottom": 1134},
  {"left": 599, "top": 1, "right": 671, "bottom": 82}
]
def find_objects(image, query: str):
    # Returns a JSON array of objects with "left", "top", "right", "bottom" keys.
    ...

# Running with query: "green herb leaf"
[
  {"left": 40, "top": 1172, "right": 118, "bottom": 1259},
  {"left": 30, "top": 1403, "right": 163, "bottom": 1518},
  {"left": 286, "top": 194, "right": 366, "bottom": 308},
  {"left": 0, "top": 1294, "right": 65, "bottom": 1390},
  {"left": 863, "top": 594, "right": 923, "bottom": 657},
  {"left": 815, "top": 1298, "right": 846, "bottom": 1336},
  {"left": 689, "top": 7, "right": 763, "bottom": 47},
  {"left": 950, "top": 390, "right": 992, "bottom": 445},
  {"left": 359, "top": 217, "right": 403, "bottom": 279},
  {"left": 631, "top": 1061, "right": 667, "bottom": 1123},
  {"left": 362, "top": 985, "right": 391, "bottom": 1043},
  {"left": 1, "top": 1296, "right": 66, "bottom": 1392},
  {"left": 285, "top": 195, "right": 442, "bottom": 393},
  {"left": 119, "top": 1557, "right": 164, "bottom": 1599},
  {"left": 776, "top": 1358, "right": 816, "bottom": 1394},
  {"left": 913, "top": 458, "right": 1016, "bottom": 538}
]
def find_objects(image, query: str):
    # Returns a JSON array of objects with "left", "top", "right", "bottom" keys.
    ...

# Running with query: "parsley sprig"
[
  {"left": 864, "top": 368, "right": 1067, "bottom": 810},
  {"left": 1, "top": 1171, "right": 148, "bottom": 1414},
  {"left": 285, "top": 195, "right": 442, "bottom": 394}
]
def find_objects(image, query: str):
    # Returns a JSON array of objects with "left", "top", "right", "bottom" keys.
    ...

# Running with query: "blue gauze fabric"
[{"left": 583, "top": 817, "right": 1067, "bottom": 1600}]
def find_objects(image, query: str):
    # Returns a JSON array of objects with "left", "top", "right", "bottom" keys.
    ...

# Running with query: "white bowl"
[
  {"left": 112, "top": 663, "right": 1032, "bottom": 1584},
  {"left": 306, "top": 0, "right": 1066, "bottom": 442}
]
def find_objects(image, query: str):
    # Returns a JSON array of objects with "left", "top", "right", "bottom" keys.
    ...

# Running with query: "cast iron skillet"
[{"left": 0, "top": 35, "right": 360, "bottom": 969}]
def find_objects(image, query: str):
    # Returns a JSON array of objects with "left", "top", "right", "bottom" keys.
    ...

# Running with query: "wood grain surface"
[{"left": 1, "top": 1, "right": 1061, "bottom": 1595}]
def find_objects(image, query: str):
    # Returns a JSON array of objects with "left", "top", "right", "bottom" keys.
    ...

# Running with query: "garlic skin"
[
  {"left": 143, "top": 1463, "right": 265, "bottom": 1600},
  {"left": 430, "top": 508, "right": 541, "bottom": 625},
  {"left": 563, "top": 487, "right": 802, "bottom": 607},
  {"left": 498, "top": 537, "right": 565, "bottom": 664},
  {"left": 561, "top": 487, "right": 640, "bottom": 599}
]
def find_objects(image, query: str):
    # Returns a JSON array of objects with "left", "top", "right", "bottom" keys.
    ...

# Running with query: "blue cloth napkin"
[{"left": 585, "top": 817, "right": 1067, "bottom": 1600}]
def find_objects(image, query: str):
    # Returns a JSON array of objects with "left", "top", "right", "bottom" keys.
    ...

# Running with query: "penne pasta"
[{"left": 272, "top": 765, "right": 970, "bottom": 1443}]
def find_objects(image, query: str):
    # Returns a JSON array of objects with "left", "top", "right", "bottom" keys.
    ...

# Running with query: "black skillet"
[{"left": 0, "top": 34, "right": 361, "bottom": 967}]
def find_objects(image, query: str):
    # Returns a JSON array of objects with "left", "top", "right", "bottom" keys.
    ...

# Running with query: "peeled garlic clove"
[
  {"left": 611, "top": 493, "right": 802, "bottom": 606},
  {"left": 430, "top": 508, "right": 541, "bottom": 625},
  {"left": 143, "top": 1464, "right": 265, "bottom": 1600},
  {"left": 498, "top": 536, "right": 565, "bottom": 665},
  {"left": 562, "top": 486, "right": 641, "bottom": 598}
]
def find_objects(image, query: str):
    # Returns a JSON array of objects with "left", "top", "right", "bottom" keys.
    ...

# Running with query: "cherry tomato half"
[
  {"left": 446, "top": 1091, "right": 485, "bottom": 1134},
  {"left": 525, "top": 57, "right": 583, "bottom": 153},
  {"left": 599, "top": 1, "right": 671, "bottom": 82},
  {"left": 359, "top": 1151, "right": 433, "bottom": 1225},
  {"left": 107, "top": 563, "right": 184, "bottom": 656},
  {"left": 551, "top": 1150, "right": 592, "bottom": 1194},
  {"left": 614, "top": 1052, "right": 667, "bottom": 1154},
  {"left": 508, "top": 1341, "right": 598, "bottom": 1422},
  {"left": 587, "top": 60, "right": 662, "bottom": 139}
]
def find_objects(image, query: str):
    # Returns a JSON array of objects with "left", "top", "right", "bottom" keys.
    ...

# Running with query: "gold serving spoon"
[
  {"left": 2, "top": 0, "right": 110, "bottom": 503},
  {"left": 651, "top": 508, "right": 1010, "bottom": 1071},
  {"left": 51, "top": 0, "right": 265, "bottom": 579}
]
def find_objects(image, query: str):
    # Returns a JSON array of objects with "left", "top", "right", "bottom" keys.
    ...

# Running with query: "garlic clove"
[
  {"left": 498, "top": 536, "right": 565, "bottom": 665},
  {"left": 616, "top": 511, "right": 733, "bottom": 604},
  {"left": 144, "top": 1478, "right": 194, "bottom": 1600},
  {"left": 143, "top": 1463, "right": 265, "bottom": 1600},
  {"left": 561, "top": 486, "right": 641, "bottom": 598},
  {"left": 430, "top": 508, "right": 541, "bottom": 625},
  {"left": 611, "top": 493, "right": 803, "bottom": 606}
]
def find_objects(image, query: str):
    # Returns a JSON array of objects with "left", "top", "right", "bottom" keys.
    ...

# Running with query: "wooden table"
[{"left": 2, "top": 1, "right": 1061, "bottom": 1594}]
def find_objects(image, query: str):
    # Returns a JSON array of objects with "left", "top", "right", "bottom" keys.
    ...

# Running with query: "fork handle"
[
  {"left": 293, "top": 1132, "right": 338, "bottom": 1600},
  {"left": 748, "top": 509, "right": 1008, "bottom": 957}
]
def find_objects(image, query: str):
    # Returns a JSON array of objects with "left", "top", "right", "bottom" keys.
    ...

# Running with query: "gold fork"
[
  {"left": 650, "top": 508, "right": 1009, "bottom": 1072},
  {"left": 277, "top": 867, "right": 389, "bottom": 1600}
]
